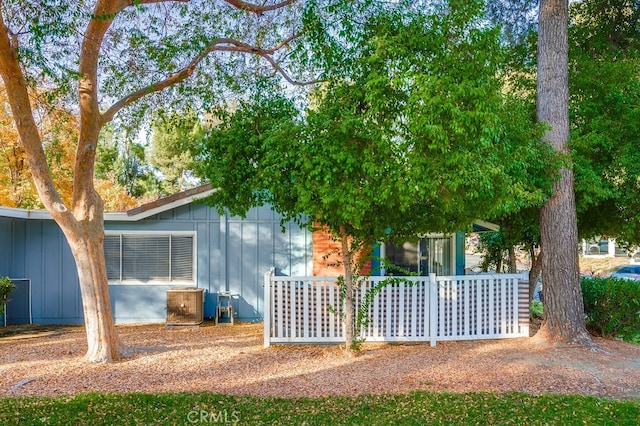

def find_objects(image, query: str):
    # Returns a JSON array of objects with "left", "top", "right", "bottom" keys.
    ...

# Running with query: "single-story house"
[{"left": 0, "top": 185, "right": 481, "bottom": 326}]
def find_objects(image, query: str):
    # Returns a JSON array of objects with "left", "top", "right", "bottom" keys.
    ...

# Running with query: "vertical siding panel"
[
  {"left": 11, "top": 220, "right": 27, "bottom": 278},
  {"left": 274, "top": 223, "right": 291, "bottom": 276},
  {"left": 239, "top": 221, "right": 258, "bottom": 320},
  {"left": 0, "top": 218, "right": 11, "bottom": 275},
  {"left": 41, "top": 223, "right": 61, "bottom": 319},
  {"left": 3, "top": 202, "right": 312, "bottom": 325},
  {"left": 218, "top": 212, "right": 227, "bottom": 293},
  {"left": 192, "top": 203, "right": 208, "bottom": 220},
  {"left": 25, "top": 222, "right": 41, "bottom": 321},
  {"left": 227, "top": 220, "right": 242, "bottom": 294},
  {"left": 60, "top": 234, "right": 81, "bottom": 320},
  {"left": 257, "top": 222, "right": 274, "bottom": 320}
]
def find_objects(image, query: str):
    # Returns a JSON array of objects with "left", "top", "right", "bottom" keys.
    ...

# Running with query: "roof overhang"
[
  {"left": 0, "top": 184, "right": 217, "bottom": 222},
  {"left": 472, "top": 220, "right": 500, "bottom": 232}
]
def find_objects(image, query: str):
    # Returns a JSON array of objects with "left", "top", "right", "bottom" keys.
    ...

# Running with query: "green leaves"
[
  {"left": 581, "top": 276, "right": 640, "bottom": 343},
  {"left": 197, "top": 90, "right": 301, "bottom": 219},
  {"left": 568, "top": 0, "right": 640, "bottom": 244},
  {"left": 197, "top": 2, "right": 558, "bottom": 248}
]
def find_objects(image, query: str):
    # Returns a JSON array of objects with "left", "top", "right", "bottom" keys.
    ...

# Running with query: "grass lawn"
[{"left": 1, "top": 391, "right": 638, "bottom": 425}]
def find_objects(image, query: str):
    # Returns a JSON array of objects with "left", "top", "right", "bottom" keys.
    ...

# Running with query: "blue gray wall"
[
  {"left": 0, "top": 217, "right": 82, "bottom": 325},
  {"left": 0, "top": 203, "right": 311, "bottom": 325}
]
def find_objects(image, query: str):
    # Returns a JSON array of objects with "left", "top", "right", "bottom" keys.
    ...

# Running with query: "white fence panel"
[
  {"left": 433, "top": 274, "right": 526, "bottom": 342},
  {"left": 264, "top": 271, "right": 529, "bottom": 347}
]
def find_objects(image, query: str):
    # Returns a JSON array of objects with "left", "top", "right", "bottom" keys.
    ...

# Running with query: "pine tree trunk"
[
  {"left": 529, "top": 247, "right": 542, "bottom": 301},
  {"left": 508, "top": 246, "right": 517, "bottom": 273},
  {"left": 537, "top": 0, "right": 593, "bottom": 346}
]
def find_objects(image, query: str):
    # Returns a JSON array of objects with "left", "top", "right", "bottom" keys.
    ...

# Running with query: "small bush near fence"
[
  {"left": 581, "top": 276, "right": 640, "bottom": 344},
  {"left": 0, "top": 277, "right": 16, "bottom": 317},
  {"left": 530, "top": 300, "right": 543, "bottom": 321}
]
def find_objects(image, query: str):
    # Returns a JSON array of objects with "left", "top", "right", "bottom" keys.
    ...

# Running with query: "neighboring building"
[
  {"left": 581, "top": 237, "right": 636, "bottom": 259},
  {"left": 0, "top": 185, "right": 480, "bottom": 326}
]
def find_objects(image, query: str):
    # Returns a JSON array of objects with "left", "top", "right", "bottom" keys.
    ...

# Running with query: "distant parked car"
[{"left": 610, "top": 265, "right": 640, "bottom": 281}]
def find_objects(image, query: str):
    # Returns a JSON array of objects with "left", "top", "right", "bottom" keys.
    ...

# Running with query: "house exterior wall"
[
  {"left": 0, "top": 217, "right": 11, "bottom": 276},
  {"left": 1, "top": 203, "right": 312, "bottom": 325},
  {"left": 311, "top": 226, "right": 464, "bottom": 278},
  {"left": 1, "top": 201, "right": 468, "bottom": 325},
  {"left": 0, "top": 216, "right": 83, "bottom": 325},
  {"left": 312, "top": 226, "right": 373, "bottom": 276}
]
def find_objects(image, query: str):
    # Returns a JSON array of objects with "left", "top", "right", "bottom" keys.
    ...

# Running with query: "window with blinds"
[{"left": 104, "top": 233, "right": 195, "bottom": 283}]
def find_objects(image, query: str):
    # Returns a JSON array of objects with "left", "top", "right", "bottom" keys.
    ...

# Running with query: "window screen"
[
  {"left": 171, "top": 236, "right": 194, "bottom": 281},
  {"left": 104, "top": 233, "right": 194, "bottom": 283},
  {"left": 104, "top": 235, "right": 121, "bottom": 281}
]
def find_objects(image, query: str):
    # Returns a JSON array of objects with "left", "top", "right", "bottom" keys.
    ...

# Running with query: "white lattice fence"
[{"left": 264, "top": 271, "right": 529, "bottom": 347}]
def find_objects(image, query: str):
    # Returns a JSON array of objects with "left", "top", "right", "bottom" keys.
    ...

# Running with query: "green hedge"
[{"left": 581, "top": 276, "right": 640, "bottom": 344}]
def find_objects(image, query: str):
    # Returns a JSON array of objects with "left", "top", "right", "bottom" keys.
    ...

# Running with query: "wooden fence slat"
[
  {"left": 411, "top": 283, "right": 417, "bottom": 338},
  {"left": 373, "top": 281, "right": 380, "bottom": 339},
  {"left": 276, "top": 280, "right": 283, "bottom": 339},
  {"left": 316, "top": 280, "right": 321, "bottom": 339}
]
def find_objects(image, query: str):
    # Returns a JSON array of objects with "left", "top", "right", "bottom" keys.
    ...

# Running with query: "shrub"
[
  {"left": 0, "top": 277, "right": 16, "bottom": 317},
  {"left": 530, "top": 300, "right": 544, "bottom": 320},
  {"left": 581, "top": 276, "right": 640, "bottom": 344}
]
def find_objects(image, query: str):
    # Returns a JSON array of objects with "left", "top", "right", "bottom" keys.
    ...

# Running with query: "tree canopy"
[
  {"left": 0, "top": 0, "right": 341, "bottom": 362},
  {"left": 149, "top": 109, "right": 203, "bottom": 195},
  {"left": 199, "top": 3, "right": 556, "bottom": 239},
  {"left": 0, "top": 85, "right": 137, "bottom": 211},
  {"left": 197, "top": 2, "right": 558, "bottom": 351},
  {"left": 570, "top": 0, "right": 640, "bottom": 245}
]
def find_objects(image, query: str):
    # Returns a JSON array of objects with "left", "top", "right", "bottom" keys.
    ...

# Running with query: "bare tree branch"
[
  {"left": 101, "top": 34, "right": 317, "bottom": 124},
  {"left": 224, "top": 0, "right": 298, "bottom": 15}
]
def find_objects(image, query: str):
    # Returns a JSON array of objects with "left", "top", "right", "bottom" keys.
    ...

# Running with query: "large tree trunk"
[
  {"left": 0, "top": 8, "right": 125, "bottom": 362},
  {"left": 68, "top": 233, "right": 123, "bottom": 362},
  {"left": 59, "top": 193, "right": 124, "bottom": 362},
  {"left": 339, "top": 225, "right": 355, "bottom": 355},
  {"left": 537, "top": 0, "right": 593, "bottom": 346}
]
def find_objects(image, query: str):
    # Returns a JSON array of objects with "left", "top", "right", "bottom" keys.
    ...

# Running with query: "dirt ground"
[
  {"left": 1, "top": 322, "right": 639, "bottom": 400},
  {"left": 578, "top": 256, "right": 632, "bottom": 277}
]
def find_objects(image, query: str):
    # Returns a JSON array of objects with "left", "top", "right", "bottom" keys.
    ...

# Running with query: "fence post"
[
  {"left": 519, "top": 271, "right": 530, "bottom": 337},
  {"left": 429, "top": 273, "right": 437, "bottom": 347},
  {"left": 263, "top": 268, "right": 275, "bottom": 348}
]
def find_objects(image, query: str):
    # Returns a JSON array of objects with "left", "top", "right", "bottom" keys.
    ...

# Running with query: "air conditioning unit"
[{"left": 166, "top": 287, "right": 204, "bottom": 326}]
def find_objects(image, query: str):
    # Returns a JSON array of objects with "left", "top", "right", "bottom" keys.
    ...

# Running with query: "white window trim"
[{"left": 104, "top": 231, "right": 197, "bottom": 286}]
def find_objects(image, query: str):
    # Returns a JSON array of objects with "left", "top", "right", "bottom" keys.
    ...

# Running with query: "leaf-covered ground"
[{"left": 1, "top": 322, "right": 639, "bottom": 400}]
